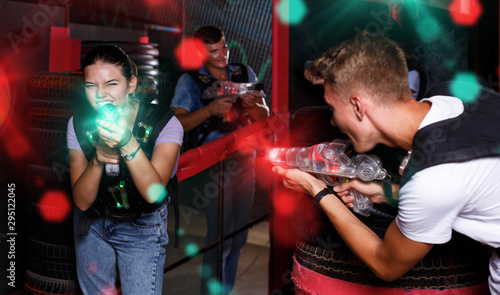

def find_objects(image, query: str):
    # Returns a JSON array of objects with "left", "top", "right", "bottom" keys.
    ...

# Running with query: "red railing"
[{"left": 176, "top": 113, "right": 288, "bottom": 181}]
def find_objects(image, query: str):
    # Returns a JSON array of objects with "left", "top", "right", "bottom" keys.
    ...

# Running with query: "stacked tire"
[
  {"left": 25, "top": 72, "right": 158, "bottom": 294},
  {"left": 25, "top": 72, "right": 83, "bottom": 294}
]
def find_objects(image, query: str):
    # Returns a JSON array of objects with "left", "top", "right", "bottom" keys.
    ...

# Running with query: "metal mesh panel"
[{"left": 181, "top": 0, "right": 272, "bottom": 105}]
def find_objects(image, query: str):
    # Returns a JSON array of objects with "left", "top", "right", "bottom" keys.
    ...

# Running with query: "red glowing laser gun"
[
  {"left": 269, "top": 139, "right": 387, "bottom": 217},
  {"left": 202, "top": 81, "right": 264, "bottom": 102}
]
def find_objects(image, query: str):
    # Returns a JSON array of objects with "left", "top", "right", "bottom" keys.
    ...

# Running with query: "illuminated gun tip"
[{"left": 97, "top": 104, "right": 120, "bottom": 123}]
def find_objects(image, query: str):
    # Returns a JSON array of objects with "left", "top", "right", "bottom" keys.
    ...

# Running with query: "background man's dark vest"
[
  {"left": 400, "top": 82, "right": 500, "bottom": 187},
  {"left": 73, "top": 102, "right": 176, "bottom": 218},
  {"left": 187, "top": 63, "right": 250, "bottom": 147}
]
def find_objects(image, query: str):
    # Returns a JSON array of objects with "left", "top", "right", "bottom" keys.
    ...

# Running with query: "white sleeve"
[
  {"left": 395, "top": 164, "right": 470, "bottom": 244},
  {"left": 154, "top": 115, "right": 183, "bottom": 148},
  {"left": 66, "top": 117, "right": 83, "bottom": 152}
]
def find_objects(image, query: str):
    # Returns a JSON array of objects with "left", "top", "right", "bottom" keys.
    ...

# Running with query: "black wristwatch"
[{"left": 313, "top": 187, "right": 335, "bottom": 207}]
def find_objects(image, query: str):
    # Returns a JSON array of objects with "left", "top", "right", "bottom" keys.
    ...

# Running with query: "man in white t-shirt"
[{"left": 274, "top": 34, "right": 500, "bottom": 294}]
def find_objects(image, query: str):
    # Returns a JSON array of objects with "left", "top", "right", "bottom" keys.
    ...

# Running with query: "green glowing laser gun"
[
  {"left": 97, "top": 103, "right": 121, "bottom": 177},
  {"left": 97, "top": 103, "right": 120, "bottom": 124}
]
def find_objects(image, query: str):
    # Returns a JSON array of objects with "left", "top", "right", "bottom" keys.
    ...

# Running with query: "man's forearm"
[
  {"left": 174, "top": 107, "right": 212, "bottom": 132},
  {"left": 246, "top": 103, "right": 269, "bottom": 121}
]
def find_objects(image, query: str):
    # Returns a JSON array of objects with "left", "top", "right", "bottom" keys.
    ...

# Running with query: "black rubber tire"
[
  {"left": 27, "top": 73, "right": 85, "bottom": 101},
  {"left": 129, "top": 54, "right": 160, "bottom": 66},
  {"left": 29, "top": 99, "right": 77, "bottom": 118},
  {"left": 24, "top": 270, "right": 81, "bottom": 295},
  {"left": 81, "top": 40, "right": 158, "bottom": 48},
  {"left": 29, "top": 128, "right": 68, "bottom": 164},
  {"left": 295, "top": 234, "right": 491, "bottom": 290},
  {"left": 81, "top": 41, "right": 159, "bottom": 57},
  {"left": 136, "top": 64, "right": 156, "bottom": 71},
  {"left": 27, "top": 238, "right": 77, "bottom": 280},
  {"left": 28, "top": 73, "right": 157, "bottom": 102},
  {"left": 138, "top": 68, "right": 159, "bottom": 77},
  {"left": 24, "top": 163, "right": 71, "bottom": 198},
  {"left": 29, "top": 112, "right": 71, "bottom": 131},
  {"left": 25, "top": 201, "right": 74, "bottom": 245}
]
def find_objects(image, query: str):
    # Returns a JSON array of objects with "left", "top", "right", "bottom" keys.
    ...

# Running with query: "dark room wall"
[{"left": 288, "top": 0, "right": 498, "bottom": 115}]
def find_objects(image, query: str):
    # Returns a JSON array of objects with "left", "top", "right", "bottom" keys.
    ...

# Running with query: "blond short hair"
[{"left": 309, "top": 34, "right": 410, "bottom": 104}]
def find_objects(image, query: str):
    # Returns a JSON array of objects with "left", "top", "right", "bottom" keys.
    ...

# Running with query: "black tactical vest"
[
  {"left": 73, "top": 102, "right": 177, "bottom": 219},
  {"left": 186, "top": 64, "right": 250, "bottom": 147},
  {"left": 400, "top": 82, "right": 500, "bottom": 187}
]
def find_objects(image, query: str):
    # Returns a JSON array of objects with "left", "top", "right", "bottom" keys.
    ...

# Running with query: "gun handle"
[
  {"left": 349, "top": 189, "right": 373, "bottom": 217},
  {"left": 318, "top": 175, "right": 372, "bottom": 217}
]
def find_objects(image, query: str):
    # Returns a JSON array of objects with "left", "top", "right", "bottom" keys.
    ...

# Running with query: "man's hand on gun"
[
  {"left": 207, "top": 96, "right": 234, "bottom": 117},
  {"left": 272, "top": 163, "right": 391, "bottom": 209},
  {"left": 272, "top": 166, "right": 327, "bottom": 196},
  {"left": 239, "top": 91, "right": 261, "bottom": 109},
  {"left": 270, "top": 140, "right": 395, "bottom": 218},
  {"left": 94, "top": 142, "right": 121, "bottom": 165},
  {"left": 333, "top": 179, "right": 389, "bottom": 209}
]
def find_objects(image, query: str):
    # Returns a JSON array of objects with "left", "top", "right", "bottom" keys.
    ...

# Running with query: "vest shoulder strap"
[
  {"left": 134, "top": 103, "right": 176, "bottom": 154},
  {"left": 187, "top": 63, "right": 250, "bottom": 92},
  {"left": 229, "top": 63, "right": 249, "bottom": 83},
  {"left": 73, "top": 106, "right": 98, "bottom": 162},
  {"left": 400, "top": 82, "right": 500, "bottom": 187},
  {"left": 187, "top": 72, "right": 216, "bottom": 93}
]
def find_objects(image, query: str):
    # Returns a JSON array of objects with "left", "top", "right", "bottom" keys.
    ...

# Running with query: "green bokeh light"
[
  {"left": 450, "top": 72, "right": 481, "bottom": 104},
  {"left": 185, "top": 243, "right": 199, "bottom": 258},
  {"left": 416, "top": 17, "right": 442, "bottom": 42},
  {"left": 277, "top": 0, "right": 307, "bottom": 26},
  {"left": 445, "top": 59, "right": 456, "bottom": 70},
  {"left": 199, "top": 264, "right": 212, "bottom": 278},
  {"left": 208, "top": 278, "right": 222, "bottom": 295},
  {"left": 147, "top": 183, "right": 167, "bottom": 203}
]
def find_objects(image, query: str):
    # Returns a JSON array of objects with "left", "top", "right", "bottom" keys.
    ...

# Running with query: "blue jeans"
[{"left": 73, "top": 203, "right": 169, "bottom": 295}]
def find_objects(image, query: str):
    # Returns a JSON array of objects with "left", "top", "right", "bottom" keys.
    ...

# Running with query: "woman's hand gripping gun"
[{"left": 97, "top": 103, "right": 121, "bottom": 177}]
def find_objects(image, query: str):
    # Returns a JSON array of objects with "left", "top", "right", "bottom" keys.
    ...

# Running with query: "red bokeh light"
[
  {"left": 2, "top": 119, "right": 32, "bottom": 160},
  {"left": 143, "top": 0, "right": 179, "bottom": 9},
  {"left": 273, "top": 192, "right": 298, "bottom": 217},
  {"left": 38, "top": 190, "right": 72, "bottom": 222},
  {"left": 175, "top": 37, "right": 208, "bottom": 70},
  {"left": 86, "top": 261, "right": 99, "bottom": 275},
  {"left": 0, "top": 69, "right": 11, "bottom": 126},
  {"left": 449, "top": 0, "right": 482, "bottom": 27},
  {"left": 99, "top": 287, "right": 119, "bottom": 295}
]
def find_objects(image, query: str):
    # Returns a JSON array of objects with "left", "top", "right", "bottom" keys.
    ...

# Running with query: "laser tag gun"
[
  {"left": 201, "top": 81, "right": 265, "bottom": 126},
  {"left": 201, "top": 80, "right": 265, "bottom": 102},
  {"left": 97, "top": 103, "right": 121, "bottom": 177},
  {"left": 269, "top": 139, "right": 388, "bottom": 217}
]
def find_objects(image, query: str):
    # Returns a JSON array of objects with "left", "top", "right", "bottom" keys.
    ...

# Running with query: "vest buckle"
[{"left": 107, "top": 180, "right": 130, "bottom": 209}]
